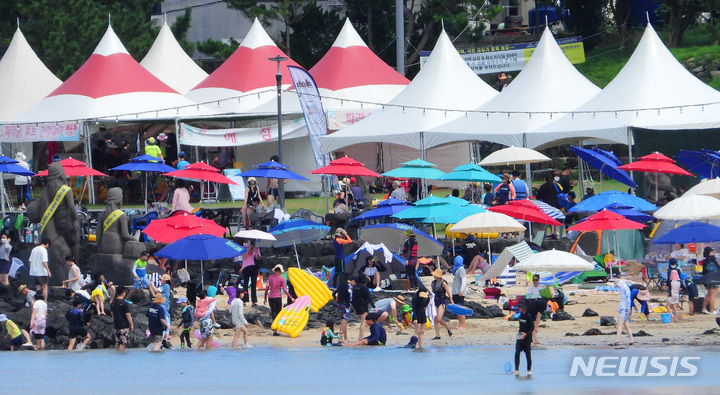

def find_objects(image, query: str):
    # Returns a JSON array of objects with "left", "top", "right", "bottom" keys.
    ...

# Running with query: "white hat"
[
  {"left": 157, "top": 132, "right": 168, "bottom": 141},
  {"left": 15, "top": 152, "right": 25, "bottom": 161},
  {"left": 0, "top": 314, "right": 7, "bottom": 321}
]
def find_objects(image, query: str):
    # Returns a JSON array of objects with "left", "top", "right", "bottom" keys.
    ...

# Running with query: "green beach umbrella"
[
  {"left": 435, "top": 163, "right": 501, "bottom": 183},
  {"left": 381, "top": 159, "right": 446, "bottom": 179}
]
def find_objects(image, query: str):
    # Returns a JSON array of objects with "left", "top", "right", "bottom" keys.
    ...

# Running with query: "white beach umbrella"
[
  {"left": 684, "top": 178, "right": 720, "bottom": 199},
  {"left": 450, "top": 211, "right": 526, "bottom": 257},
  {"left": 479, "top": 146, "right": 551, "bottom": 166},
  {"left": 234, "top": 229, "right": 277, "bottom": 241},
  {"left": 654, "top": 194, "right": 720, "bottom": 220},
  {"left": 514, "top": 249, "right": 595, "bottom": 273}
]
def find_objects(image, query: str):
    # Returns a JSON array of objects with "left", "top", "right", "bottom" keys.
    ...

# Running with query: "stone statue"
[
  {"left": 25, "top": 162, "right": 80, "bottom": 285},
  {"left": 96, "top": 187, "right": 133, "bottom": 255}
]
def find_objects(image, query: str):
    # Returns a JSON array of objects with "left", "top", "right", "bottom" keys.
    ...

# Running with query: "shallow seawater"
[{"left": 2, "top": 345, "right": 718, "bottom": 394}]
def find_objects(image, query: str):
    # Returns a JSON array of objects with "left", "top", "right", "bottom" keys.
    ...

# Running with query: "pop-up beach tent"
[
  {"left": 141, "top": 21, "right": 208, "bottom": 94},
  {"left": 526, "top": 23, "right": 720, "bottom": 150}
]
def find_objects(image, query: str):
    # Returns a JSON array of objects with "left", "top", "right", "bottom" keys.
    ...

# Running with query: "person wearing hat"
[
  {"left": 513, "top": 302, "right": 534, "bottom": 376},
  {"left": 144, "top": 136, "right": 163, "bottom": 161},
  {"left": 147, "top": 292, "right": 170, "bottom": 351},
  {"left": 373, "top": 295, "right": 406, "bottom": 329},
  {"left": 0, "top": 314, "right": 33, "bottom": 350},
  {"left": 702, "top": 246, "right": 720, "bottom": 314},
  {"left": 402, "top": 229, "right": 419, "bottom": 290},
  {"left": 156, "top": 132, "right": 169, "bottom": 158},
  {"left": 176, "top": 151, "right": 189, "bottom": 170},
  {"left": 630, "top": 285, "right": 651, "bottom": 320},
  {"left": 110, "top": 285, "right": 134, "bottom": 351},
  {"left": 344, "top": 312, "right": 386, "bottom": 347},
  {"left": 241, "top": 177, "right": 265, "bottom": 229},
  {"left": 176, "top": 296, "right": 194, "bottom": 348},
  {"left": 609, "top": 279, "right": 634, "bottom": 346},
  {"left": 150, "top": 273, "right": 173, "bottom": 340},
  {"left": 430, "top": 268, "right": 453, "bottom": 339},
  {"left": 13, "top": 152, "right": 30, "bottom": 209},
  {"left": 411, "top": 289, "right": 430, "bottom": 349},
  {"left": 18, "top": 284, "right": 36, "bottom": 308},
  {"left": 666, "top": 258, "right": 682, "bottom": 292},
  {"left": 349, "top": 176, "right": 365, "bottom": 210},
  {"left": 666, "top": 270, "right": 682, "bottom": 322},
  {"left": 390, "top": 180, "right": 406, "bottom": 201},
  {"left": 493, "top": 173, "right": 516, "bottom": 205},
  {"left": 265, "top": 264, "right": 295, "bottom": 336},
  {"left": 330, "top": 227, "right": 352, "bottom": 289},
  {"left": 231, "top": 287, "right": 249, "bottom": 348}
]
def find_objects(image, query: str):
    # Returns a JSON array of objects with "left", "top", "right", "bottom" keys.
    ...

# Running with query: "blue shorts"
[
  {"left": 337, "top": 304, "right": 351, "bottom": 321},
  {"left": 133, "top": 276, "right": 150, "bottom": 289},
  {"left": 10, "top": 335, "right": 23, "bottom": 347}
]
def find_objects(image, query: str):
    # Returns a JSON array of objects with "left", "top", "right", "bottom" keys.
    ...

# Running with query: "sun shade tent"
[
  {"left": 344, "top": 242, "right": 407, "bottom": 283},
  {"left": 426, "top": 26, "right": 600, "bottom": 149},
  {"left": 322, "top": 29, "right": 498, "bottom": 153},
  {"left": 527, "top": 23, "right": 720, "bottom": 149},
  {"left": 140, "top": 21, "right": 209, "bottom": 94}
]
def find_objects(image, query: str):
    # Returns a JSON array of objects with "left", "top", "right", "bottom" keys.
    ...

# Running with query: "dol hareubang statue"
[
  {"left": 96, "top": 187, "right": 133, "bottom": 254},
  {"left": 26, "top": 162, "right": 80, "bottom": 285}
]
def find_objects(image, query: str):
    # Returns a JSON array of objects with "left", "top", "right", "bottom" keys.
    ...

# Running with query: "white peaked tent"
[
  {"left": 322, "top": 29, "right": 498, "bottom": 154},
  {"left": 185, "top": 18, "right": 302, "bottom": 115},
  {"left": 141, "top": 22, "right": 208, "bottom": 94},
  {"left": 527, "top": 23, "right": 720, "bottom": 149},
  {"left": 0, "top": 27, "right": 62, "bottom": 121},
  {"left": 9, "top": 25, "right": 216, "bottom": 124},
  {"left": 426, "top": 27, "right": 601, "bottom": 149}
]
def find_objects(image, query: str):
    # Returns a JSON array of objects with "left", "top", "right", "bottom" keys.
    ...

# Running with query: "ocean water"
[{"left": 2, "top": 345, "right": 718, "bottom": 394}]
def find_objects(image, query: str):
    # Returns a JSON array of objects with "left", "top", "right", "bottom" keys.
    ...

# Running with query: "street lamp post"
[{"left": 269, "top": 55, "right": 289, "bottom": 208}]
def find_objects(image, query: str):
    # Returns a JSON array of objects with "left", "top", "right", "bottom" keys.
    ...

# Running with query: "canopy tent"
[
  {"left": 0, "top": 27, "right": 62, "bottom": 121},
  {"left": 527, "top": 23, "right": 720, "bottom": 149},
  {"left": 140, "top": 21, "right": 208, "bottom": 94},
  {"left": 322, "top": 29, "right": 498, "bottom": 154},
  {"left": 185, "top": 18, "right": 302, "bottom": 115},
  {"left": 426, "top": 26, "right": 600, "bottom": 149},
  {"left": 8, "top": 24, "right": 216, "bottom": 124}
]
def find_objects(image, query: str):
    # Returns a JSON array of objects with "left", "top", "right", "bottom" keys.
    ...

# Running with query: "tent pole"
[
  {"left": 577, "top": 141, "right": 585, "bottom": 195},
  {"left": 627, "top": 127, "right": 634, "bottom": 194},
  {"left": 1, "top": 171, "right": 5, "bottom": 217}
]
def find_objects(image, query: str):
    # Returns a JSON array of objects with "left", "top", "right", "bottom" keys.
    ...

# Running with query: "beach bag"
[{"left": 554, "top": 183, "right": 569, "bottom": 209}]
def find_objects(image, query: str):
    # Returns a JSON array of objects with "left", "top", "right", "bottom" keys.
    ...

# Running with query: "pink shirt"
[
  {"left": 265, "top": 274, "right": 289, "bottom": 300},
  {"left": 172, "top": 187, "right": 194, "bottom": 213},
  {"left": 242, "top": 247, "right": 260, "bottom": 269}
]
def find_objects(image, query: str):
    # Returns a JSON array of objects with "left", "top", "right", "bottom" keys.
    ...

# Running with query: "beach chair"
[
  {"left": 131, "top": 211, "right": 158, "bottom": 242},
  {"left": 532, "top": 229, "right": 546, "bottom": 246},
  {"left": 539, "top": 271, "right": 581, "bottom": 285}
]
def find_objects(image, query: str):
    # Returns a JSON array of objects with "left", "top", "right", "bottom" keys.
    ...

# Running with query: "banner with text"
[
  {"left": 178, "top": 119, "right": 308, "bottom": 147},
  {"left": 420, "top": 36, "right": 585, "bottom": 74},
  {"left": 288, "top": 66, "right": 327, "bottom": 168},
  {"left": 0, "top": 122, "right": 81, "bottom": 142}
]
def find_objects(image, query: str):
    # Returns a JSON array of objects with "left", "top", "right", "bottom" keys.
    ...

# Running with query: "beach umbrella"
[
  {"left": 143, "top": 212, "right": 228, "bottom": 243},
  {"left": 350, "top": 199, "right": 411, "bottom": 222},
  {"left": 109, "top": 154, "right": 177, "bottom": 213},
  {"left": 443, "top": 196, "right": 472, "bottom": 206},
  {"left": 654, "top": 194, "right": 720, "bottom": 220},
  {"left": 592, "top": 147, "right": 624, "bottom": 166},
  {"left": 238, "top": 160, "right": 310, "bottom": 181},
  {"left": 479, "top": 146, "right": 550, "bottom": 166},
  {"left": 257, "top": 219, "right": 330, "bottom": 267},
  {"left": 653, "top": 221, "right": 720, "bottom": 244},
  {"left": 488, "top": 204, "right": 562, "bottom": 226},
  {"left": 568, "top": 210, "right": 646, "bottom": 232},
  {"left": 0, "top": 155, "right": 35, "bottom": 216},
  {"left": 308, "top": 156, "right": 380, "bottom": 177},
  {"left": 381, "top": 159, "right": 446, "bottom": 179},
  {"left": 509, "top": 199, "right": 566, "bottom": 221},
  {"left": 434, "top": 163, "right": 502, "bottom": 183},
  {"left": 234, "top": 229, "right": 277, "bottom": 241},
  {"left": 570, "top": 146, "right": 636, "bottom": 188},
  {"left": 162, "top": 162, "right": 238, "bottom": 184},
  {"left": 359, "top": 223, "right": 444, "bottom": 257},
  {"left": 393, "top": 199, "right": 485, "bottom": 225},
  {"left": 35, "top": 157, "right": 106, "bottom": 177},
  {"left": 449, "top": 211, "right": 526, "bottom": 257},
  {"left": 676, "top": 149, "right": 720, "bottom": 179},
  {"left": 617, "top": 152, "right": 694, "bottom": 202},
  {"left": 514, "top": 249, "right": 595, "bottom": 273},
  {"left": 603, "top": 203, "right": 654, "bottom": 224},
  {"left": 155, "top": 234, "right": 246, "bottom": 287},
  {"left": 569, "top": 190, "right": 657, "bottom": 213},
  {"left": 684, "top": 177, "right": 720, "bottom": 199}
]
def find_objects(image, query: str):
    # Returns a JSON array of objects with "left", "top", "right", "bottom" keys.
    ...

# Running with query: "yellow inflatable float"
[
  {"left": 271, "top": 295, "right": 311, "bottom": 338},
  {"left": 445, "top": 223, "right": 498, "bottom": 240},
  {"left": 288, "top": 268, "right": 332, "bottom": 312}
]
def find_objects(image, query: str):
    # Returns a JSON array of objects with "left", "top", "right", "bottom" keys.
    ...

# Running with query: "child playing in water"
[
  {"left": 320, "top": 320, "right": 341, "bottom": 346},
  {"left": 177, "top": 297, "right": 194, "bottom": 348},
  {"left": 231, "top": 288, "right": 249, "bottom": 348},
  {"left": 514, "top": 302, "right": 534, "bottom": 376}
]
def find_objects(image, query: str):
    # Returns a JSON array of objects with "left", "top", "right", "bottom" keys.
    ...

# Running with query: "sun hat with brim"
[
  {"left": 18, "top": 284, "right": 27, "bottom": 293},
  {"left": 404, "top": 229, "right": 415, "bottom": 237},
  {"left": 393, "top": 295, "right": 406, "bottom": 305},
  {"left": 153, "top": 293, "right": 165, "bottom": 304},
  {"left": 157, "top": 133, "right": 168, "bottom": 141},
  {"left": 273, "top": 264, "right": 284, "bottom": 273},
  {"left": 334, "top": 228, "right": 345, "bottom": 236},
  {"left": 0, "top": 314, "right": 7, "bottom": 321},
  {"left": 636, "top": 289, "right": 651, "bottom": 302},
  {"left": 247, "top": 177, "right": 257, "bottom": 184},
  {"left": 516, "top": 302, "right": 528, "bottom": 310},
  {"left": 431, "top": 268, "right": 443, "bottom": 278}
]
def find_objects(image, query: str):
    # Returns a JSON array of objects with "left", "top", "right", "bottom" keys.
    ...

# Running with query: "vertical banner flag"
[{"left": 287, "top": 66, "right": 327, "bottom": 168}]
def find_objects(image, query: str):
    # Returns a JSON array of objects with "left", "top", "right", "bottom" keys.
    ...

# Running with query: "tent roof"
[
  {"left": 9, "top": 25, "right": 216, "bottom": 123},
  {"left": 322, "top": 29, "right": 498, "bottom": 153},
  {"left": 0, "top": 28, "right": 62, "bottom": 121},
  {"left": 140, "top": 22, "right": 208, "bottom": 94},
  {"left": 426, "top": 27, "right": 601, "bottom": 149},
  {"left": 528, "top": 23, "right": 720, "bottom": 149},
  {"left": 186, "top": 18, "right": 302, "bottom": 114}
]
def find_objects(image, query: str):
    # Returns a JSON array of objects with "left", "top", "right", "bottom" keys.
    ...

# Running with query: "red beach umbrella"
[
  {"left": 617, "top": 152, "right": 693, "bottom": 202},
  {"left": 35, "top": 157, "right": 106, "bottom": 177},
  {"left": 489, "top": 204, "right": 562, "bottom": 226},
  {"left": 143, "top": 212, "right": 227, "bottom": 243},
  {"left": 309, "top": 156, "right": 379, "bottom": 177},
  {"left": 162, "top": 162, "right": 237, "bottom": 184},
  {"left": 567, "top": 209, "right": 646, "bottom": 232}
]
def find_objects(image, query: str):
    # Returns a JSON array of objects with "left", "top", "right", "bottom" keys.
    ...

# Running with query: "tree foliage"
[
  {"left": 658, "top": 0, "right": 703, "bottom": 47},
  {"left": 561, "top": 0, "right": 608, "bottom": 50},
  {"left": 289, "top": 2, "right": 344, "bottom": 68}
]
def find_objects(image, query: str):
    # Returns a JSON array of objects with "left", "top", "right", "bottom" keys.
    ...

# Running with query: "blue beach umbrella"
[
  {"left": 392, "top": 196, "right": 485, "bottom": 224},
  {"left": 155, "top": 234, "right": 247, "bottom": 287},
  {"left": 381, "top": 159, "right": 446, "bottom": 179},
  {"left": 569, "top": 190, "right": 657, "bottom": 213},
  {"left": 257, "top": 219, "right": 330, "bottom": 267},
  {"left": 653, "top": 221, "right": 720, "bottom": 244},
  {"left": 603, "top": 203, "right": 655, "bottom": 224},
  {"left": 109, "top": 155, "right": 177, "bottom": 213},
  {"left": 0, "top": 155, "right": 35, "bottom": 216},
  {"left": 359, "top": 223, "right": 444, "bottom": 256},
  {"left": 676, "top": 150, "right": 720, "bottom": 179},
  {"left": 351, "top": 199, "right": 411, "bottom": 222},
  {"left": 570, "top": 146, "right": 636, "bottom": 188},
  {"left": 238, "top": 160, "right": 310, "bottom": 181},
  {"left": 592, "top": 147, "right": 623, "bottom": 166}
]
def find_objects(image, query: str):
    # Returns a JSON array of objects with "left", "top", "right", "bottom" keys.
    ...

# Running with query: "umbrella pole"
[
  {"left": 655, "top": 173, "right": 659, "bottom": 204},
  {"left": 1, "top": 171, "right": 5, "bottom": 218},
  {"left": 293, "top": 239, "right": 300, "bottom": 268},
  {"left": 201, "top": 260, "right": 204, "bottom": 288},
  {"left": 144, "top": 173, "right": 148, "bottom": 214},
  {"left": 487, "top": 235, "right": 491, "bottom": 263},
  {"left": 451, "top": 232, "right": 455, "bottom": 257}
]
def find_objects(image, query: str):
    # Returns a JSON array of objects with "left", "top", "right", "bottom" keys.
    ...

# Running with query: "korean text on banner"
[
  {"left": 287, "top": 66, "right": 327, "bottom": 168},
  {"left": 1, "top": 122, "right": 81, "bottom": 142},
  {"left": 178, "top": 120, "right": 307, "bottom": 147}
]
